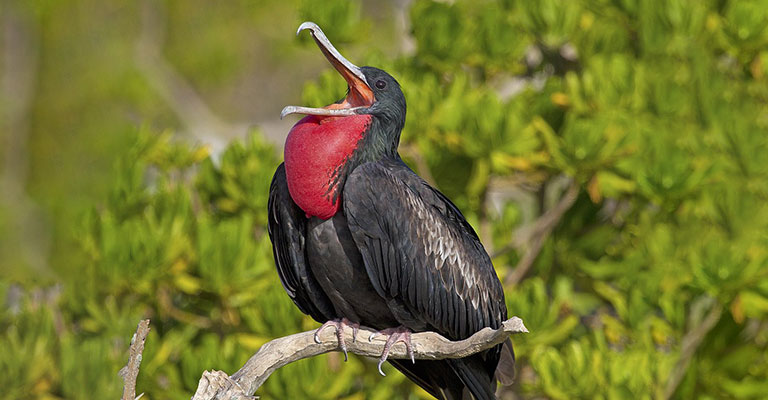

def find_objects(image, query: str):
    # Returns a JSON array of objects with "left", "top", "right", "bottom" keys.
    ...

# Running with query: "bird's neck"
[
  {"left": 284, "top": 114, "right": 372, "bottom": 219},
  {"left": 356, "top": 116, "right": 402, "bottom": 161}
]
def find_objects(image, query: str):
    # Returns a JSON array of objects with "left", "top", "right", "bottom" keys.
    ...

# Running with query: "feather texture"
[
  {"left": 267, "top": 163, "right": 335, "bottom": 322},
  {"left": 343, "top": 159, "right": 506, "bottom": 340}
]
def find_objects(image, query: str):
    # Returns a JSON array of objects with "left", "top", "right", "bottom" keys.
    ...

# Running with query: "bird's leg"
[
  {"left": 314, "top": 318, "right": 360, "bottom": 362},
  {"left": 368, "top": 326, "right": 415, "bottom": 376}
]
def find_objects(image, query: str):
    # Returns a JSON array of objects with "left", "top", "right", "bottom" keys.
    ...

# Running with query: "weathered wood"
[
  {"left": 191, "top": 317, "right": 528, "bottom": 400},
  {"left": 119, "top": 319, "right": 151, "bottom": 400}
]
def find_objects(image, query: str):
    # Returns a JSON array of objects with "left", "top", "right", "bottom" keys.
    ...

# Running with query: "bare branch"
[
  {"left": 120, "top": 319, "right": 151, "bottom": 400},
  {"left": 191, "top": 317, "right": 528, "bottom": 400},
  {"left": 503, "top": 181, "right": 579, "bottom": 285},
  {"left": 663, "top": 302, "right": 722, "bottom": 400}
]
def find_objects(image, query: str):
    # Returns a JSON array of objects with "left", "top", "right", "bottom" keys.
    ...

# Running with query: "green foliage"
[
  {"left": 2, "top": 0, "right": 768, "bottom": 399},
  {"left": 298, "top": 0, "right": 365, "bottom": 44},
  {"left": 2, "top": 132, "right": 421, "bottom": 399},
  {"left": 301, "top": 0, "right": 768, "bottom": 398}
]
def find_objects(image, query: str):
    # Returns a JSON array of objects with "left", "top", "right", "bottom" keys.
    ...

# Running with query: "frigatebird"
[{"left": 268, "top": 22, "right": 514, "bottom": 400}]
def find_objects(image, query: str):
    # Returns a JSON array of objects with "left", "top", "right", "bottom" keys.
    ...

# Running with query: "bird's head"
[
  {"left": 281, "top": 22, "right": 406, "bottom": 154},
  {"left": 280, "top": 22, "right": 406, "bottom": 219}
]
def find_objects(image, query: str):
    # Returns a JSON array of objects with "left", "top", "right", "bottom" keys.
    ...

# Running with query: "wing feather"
[
  {"left": 342, "top": 160, "right": 506, "bottom": 340},
  {"left": 267, "top": 163, "right": 335, "bottom": 322}
]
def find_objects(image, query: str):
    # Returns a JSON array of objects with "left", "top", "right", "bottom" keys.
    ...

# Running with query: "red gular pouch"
[{"left": 284, "top": 114, "right": 372, "bottom": 220}]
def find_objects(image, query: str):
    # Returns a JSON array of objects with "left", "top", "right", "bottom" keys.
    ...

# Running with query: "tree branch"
[
  {"left": 119, "top": 319, "right": 151, "bottom": 400},
  {"left": 503, "top": 181, "right": 579, "bottom": 285},
  {"left": 663, "top": 302, "right": 722, "bottom": 400},
  {"left": 191, "top": 317, "right": 528, "bottom": 400}
]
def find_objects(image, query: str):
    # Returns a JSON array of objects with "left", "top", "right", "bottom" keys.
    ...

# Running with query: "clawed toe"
[
  {"left": 314, "top": 318, "right": 360, "bottom": 362},
  {"left": 368, "top": 326, "right": 414, "bottom": 376}
]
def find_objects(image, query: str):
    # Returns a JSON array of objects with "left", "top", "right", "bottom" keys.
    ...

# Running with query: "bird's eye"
[{"left": 375, "top": 80, "right": 387, "bottom": 89}]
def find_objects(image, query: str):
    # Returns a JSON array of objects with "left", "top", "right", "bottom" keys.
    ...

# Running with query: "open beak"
[{"left": 280, "top": 22, "right": 375, "bottom": 119}]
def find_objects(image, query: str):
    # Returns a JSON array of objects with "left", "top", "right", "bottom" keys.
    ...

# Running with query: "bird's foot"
[
  {"left": 368, "top": 326, "right": 414, "bottom": 376},
  {"left": 314, "top": 318, "right": 360, "bottom": 362}
]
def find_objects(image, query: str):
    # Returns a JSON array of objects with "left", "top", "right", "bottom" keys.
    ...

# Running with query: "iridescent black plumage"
[{"left": 269, "top": 65, "right": 511, "bottom": 400}]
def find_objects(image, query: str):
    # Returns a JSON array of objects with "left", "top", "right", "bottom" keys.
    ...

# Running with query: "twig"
[
  {"left": 158, "top": 287, "right": 212, "bottom": 328},
  {"left": 503, "top": 181, "right": 579, "bottom": 285},
  {"left": 191, "top": 317, "right": 528, "bottom": 400},
  {"left": 120, "top": 319, "right": 151, "bottom": 400},
  {"left": 663, "top": 303, "right": 723, "bottom": 400}
]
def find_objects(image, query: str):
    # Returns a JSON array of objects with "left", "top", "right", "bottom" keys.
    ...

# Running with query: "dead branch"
[
  {"left": 191, "top": 317, "right": 528, "bottom": 400},
  {"left": 119, "top": 319, "right": 151, "bottom": 400},
  {"left": 663, "top": 302, "right": 723, "bottom": 400},
  {"left": 503, "top": 181, "right": 579, "bottom": 285}
]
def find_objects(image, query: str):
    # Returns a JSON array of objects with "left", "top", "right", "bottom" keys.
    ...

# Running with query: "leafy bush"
[{"left": 2, "top": 0, "right": 768, "bottom": 399}]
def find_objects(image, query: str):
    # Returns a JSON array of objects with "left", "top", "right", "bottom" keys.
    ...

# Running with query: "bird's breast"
[
  {"left": 306, "top": 213, "right": 401, "bottom": 327},
  {"left": 284, "top": 114, "right": 371, "bottom": 219}
]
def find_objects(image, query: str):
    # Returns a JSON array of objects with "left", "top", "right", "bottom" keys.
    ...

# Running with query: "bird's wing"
[
  {"left": 342, "top": 159, "right": 506, "bottom": 340},
  {"left": 267, "top": 163, "right": 335, "bottom": 322}
]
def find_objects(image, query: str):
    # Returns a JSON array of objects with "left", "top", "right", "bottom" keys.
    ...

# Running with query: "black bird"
[{"left": 268, "top": 22, "right": 513, "bottom": 400}]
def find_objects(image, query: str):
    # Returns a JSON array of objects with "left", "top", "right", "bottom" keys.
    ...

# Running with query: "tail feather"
[
  {"left": 447, "top": 356, "right": 496, "bottom": 400},
  {"left": 389, "top": 359, "right": 464, "bottom": 400},
  {"left": 494, "top": 338, "right": 516, "bottom": 386},
  {"left": 389, "top": 348, "right": 501, "bottom": 400}
]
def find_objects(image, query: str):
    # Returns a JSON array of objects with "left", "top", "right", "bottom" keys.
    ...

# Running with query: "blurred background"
[{"left": 2, "top": 0, "right": 768, "bottom": 398}]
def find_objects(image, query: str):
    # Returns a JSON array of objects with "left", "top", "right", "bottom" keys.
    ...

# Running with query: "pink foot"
[
  {"left": 368, "top": 326, "right": 415, "bottom": 376},
  {"left": 314, "top": 318, "right": 360, "bottom": 362}
]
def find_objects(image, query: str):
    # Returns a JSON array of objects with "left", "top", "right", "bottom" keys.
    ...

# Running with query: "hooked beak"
[{"left": 281, "top": 22, "right": 375, "bottom": 119}]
